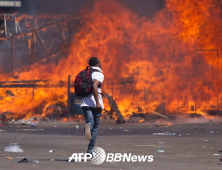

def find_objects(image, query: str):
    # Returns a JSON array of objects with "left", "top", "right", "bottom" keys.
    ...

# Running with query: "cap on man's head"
[{"left": 89, "top": 57, "right": 99, "bottom": 66}]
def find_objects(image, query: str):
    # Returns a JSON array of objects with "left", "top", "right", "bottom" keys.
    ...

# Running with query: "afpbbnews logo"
[
  {"left": 106, "top": 153, "right": 153, "bottom": 162},
  {"left": 69, "top": 147, "right": 154, "bottom": 165}
]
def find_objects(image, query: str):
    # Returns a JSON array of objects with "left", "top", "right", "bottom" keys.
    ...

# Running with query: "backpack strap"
[{"left": 82, "top": 67, "right": 87, "bottom": 82}]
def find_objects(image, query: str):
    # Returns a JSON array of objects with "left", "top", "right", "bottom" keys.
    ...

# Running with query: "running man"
[{"left": 81, "top": 57, "right": 104, "bottom": 155}]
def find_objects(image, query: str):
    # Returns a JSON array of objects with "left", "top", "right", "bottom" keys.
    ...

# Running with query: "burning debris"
[
  {"left": 129, "top": 113, "right": 145, "bottom": 123},
  {"left": 43, "top": 102, "right": 67, "bottom": 120},
  {"left": 106, "top": 94, "right": 125, "bottom": 124},
  {"left": 0, "top": 0, "right": 222, "bottom": 122}
]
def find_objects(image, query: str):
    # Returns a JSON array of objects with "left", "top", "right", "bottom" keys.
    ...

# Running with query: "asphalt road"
[{"left": 0, "top": 121, "right": 222, "bottom": 170}]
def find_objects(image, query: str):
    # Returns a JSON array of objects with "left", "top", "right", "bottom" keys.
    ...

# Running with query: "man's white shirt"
[{"left": 80, "top": 66, "right": 104, "bottom": 109}]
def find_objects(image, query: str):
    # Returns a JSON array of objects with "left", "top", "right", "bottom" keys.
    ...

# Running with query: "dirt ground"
[{"left": 0, "top": 120, "right": 222, "bottom": 170}]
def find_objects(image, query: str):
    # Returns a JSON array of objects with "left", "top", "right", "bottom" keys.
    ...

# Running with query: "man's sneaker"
[{"left": 85, "top": 124, "right": 92, "bottom": 140}]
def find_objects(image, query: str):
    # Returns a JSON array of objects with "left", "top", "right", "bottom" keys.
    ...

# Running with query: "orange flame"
[{"left": 0, "top": 0, "right": 222, "bottom": 121}]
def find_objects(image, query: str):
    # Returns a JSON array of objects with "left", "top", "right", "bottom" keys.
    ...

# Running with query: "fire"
[
  {"left": 59, "top": 116, "right": 84, "bottom": 122},
  {"left": 137, "top": 119, "right": 145, "bottom": 123},
  {"left": 0, "top": 0, "right": 222, "bottom": 121}
]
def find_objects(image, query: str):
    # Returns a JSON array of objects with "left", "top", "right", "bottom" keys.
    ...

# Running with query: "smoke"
[
  {"left": 0, "top": 0, "right": 92, "bottom": 15},
  {"left": 121, "top": 0, "right": 165, "bottom": 17},
  {"left": 18, "top": 0, "right": 165, "bottom": 16}
]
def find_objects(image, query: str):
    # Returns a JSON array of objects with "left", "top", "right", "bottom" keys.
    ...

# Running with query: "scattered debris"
[
  {"left": 75, "top": 125, "right": 79, "bottom": 129},
  {"left": 4, "top": 143, "right": 23, "bottom": 152},
  {"left": 209, "top": 120, "right": 213, "bottom": 125},
  {"left": 109, "top": 161, "right": 115, "bottom": 164},
  {"left": 205, "top": 140, "right": 208, "bottom": 142},
  {"left": 135, "top": 145, "right": 171, "bottom": 148},
  {"left": 31, "top": 124, "right": 36, "bottom": 127},
  {"left": 0, "top": 129, "right": 7, "bottom": 132},
  {"left": 158, "top": 150, "right": 164, "bottom": 152},
  {"left": 49, "top": 150, "right": 54, "bottom": 152},
  {"left": 18, "top": 158, "right": 39, "bottom": 163},
  {"left": 194, "top": 127, "right": 206, "bottom": 130},
  {"left": 153, "top": 132, "right": 176, "bottom": 135},
  {"left": 220, "top": 157, "right": 222, "bottom": 161},
  {"left": 189, "top": 113, "right": 202, "bottom": 118},
  {"left": 210, "top": 131, "right": 214, "bottom": 133},
  {"left": 6, "top": 157, "right": 13, "bottom": 159},
  {"left": 150, "top": 111, "right": 169, "bottom": 119},
  {"left": 187, "top": 132, "right": 190, "bottom": 135},
  {"left": 16, "top": 117, "right": 40, "bottom": 125},
  {"left": 158, "top": 142, "right": 165, "bottom": 144},
  {"left": 155, "top": 123, "right": 172, "bottom": 127},
  {"left": 153, "top": 133, "right": 166, "bottom": 135},
  {"left": 15, "top": 129, "right": 43, "bottom": 131},
  {"left": 129, "top": 114, "right": 145, "bottom": 123},
  {"left": 178, "top": 134, "right": 182, "bottom": 137},
  {"left": 214, "top": 154, "right": 221, "bottom": 156},
  {"left": 124, "top": 130, "right": 130, "bottom": 132}
]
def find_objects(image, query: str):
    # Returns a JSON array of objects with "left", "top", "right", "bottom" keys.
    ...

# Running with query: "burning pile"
[{"left": 0, "top": 0, "right": 222, "bottom": 121}]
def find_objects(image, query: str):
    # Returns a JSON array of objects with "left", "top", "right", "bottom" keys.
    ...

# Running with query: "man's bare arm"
[{"left": 92, "top": 79, "right": 102, "bottom": 109}]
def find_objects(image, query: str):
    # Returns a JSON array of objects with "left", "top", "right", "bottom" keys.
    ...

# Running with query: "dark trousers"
[{"left": 82, "top": 107, "right": 101, "bottom": 153}]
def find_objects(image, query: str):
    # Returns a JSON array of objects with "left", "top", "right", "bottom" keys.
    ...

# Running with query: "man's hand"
[{"left": 96, "top": 103, "right": 102, "bottom": 110}]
